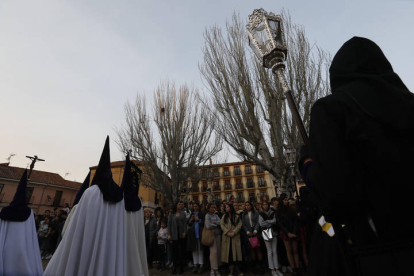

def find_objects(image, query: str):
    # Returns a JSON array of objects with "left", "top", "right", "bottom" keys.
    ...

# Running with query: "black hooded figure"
[{"left": 301, "top": 37, "right": 414, "bottom": 275}]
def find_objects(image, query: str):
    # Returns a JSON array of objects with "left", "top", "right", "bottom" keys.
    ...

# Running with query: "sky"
[{"left": 1, "top": 0, "right": 413, "bottom": 182}]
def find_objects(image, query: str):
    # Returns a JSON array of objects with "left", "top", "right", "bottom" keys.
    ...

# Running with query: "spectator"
[
  {"left": 220, "top": 204, "right": 243, "bottom": 276},
  {"left": 242, "top": 201, "right": 263, "bottom": 274},
  {"left": 187, "top": 202, "right": 205, "bottom": 274},
  {"left": 157, "top": 219, "right": 168, "bottom": 270},
  {"left": 205, "top": 203, "right": 222, "bottom": 276},
  {"left": 144, "top": 208, "right": 157, "bottom": 269},
  {"left": 168, "top": 201, "right": 187, "bottom": 274},
  {"left": 37, "top": 217, "right": 50, "bottom": 248},
  {"left": 277, "top": 196, "right": 300, "bottom": 275},
  {"left": 259, "top": 201, "right": 282, "bottom": 276},
  {"left": 62, "top": 203, "right": 70, "bottom": 214}
]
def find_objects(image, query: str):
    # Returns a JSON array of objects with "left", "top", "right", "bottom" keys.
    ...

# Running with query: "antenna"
[
  {"left": 64, "top": 172, "right": 71, "bottom": 179},
  {"left": 6, "top": 153, "right": 16, "bottom": 164}
]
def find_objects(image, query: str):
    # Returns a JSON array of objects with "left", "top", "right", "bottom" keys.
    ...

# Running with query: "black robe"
[{"left": 304, "top": 37, "right": 414, "bottom": 276}]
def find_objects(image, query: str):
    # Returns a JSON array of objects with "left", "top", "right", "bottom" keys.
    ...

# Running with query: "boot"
[
  {"left": 193, "top": 264, "right": 199, "bottom": 273},
  {"left": 198, "top": 264, "right": 204, "bottom": 274}
]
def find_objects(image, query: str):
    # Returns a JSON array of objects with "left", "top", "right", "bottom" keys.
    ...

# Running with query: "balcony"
[
  {"left": 213, "top": 171, "right": 220, "bottom": 178},
  {"left": 223, "top": 171, "right": 231, "bottom": 177},
  {"left": 258, "top": 181, "right": 267, "bottom": 187},
  {"left": 247, "top": 181, "right": 255, "bottom": 188},
  {"left": 256, "top": 166, "right": 264, "bottom": 174},
  {"left": 234, "top": 169, "right": 241, "bottom": 176},
  {"left": 224, "top": 184, "right": 232, "bottom": 190},
  {"left": 245, "top": 168, "right": 252, "bottom": 175},
  {"left": 236, "top": 196, "right": 245, "bottom": 203},
  {"left": 235, "top": 183, "right": 243, "bottom": 189},
  {"left": 213, "top": 185, "right": 221, "bottom": 191}
]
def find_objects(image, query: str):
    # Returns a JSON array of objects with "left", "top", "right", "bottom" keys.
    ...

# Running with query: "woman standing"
[
  {"left": 168, "top": 201, "right": 187, "bottom": 274},
  {"left": 242, "top": 201, "right": 263, "bottom": 274},
  {"left": 259, "top": 201, "right": 283, "bottom": 276},
  {"left": 187, "top": 202, "right": 205, "bottom": 274},
  {"left": 221, "top": 204, "right": 243, "bottom": 276},
  {"left": 205, "top": 203, "right": 222, "bottom": 276},
  {"left": 277, "top": 197, "right": 300, "bottom": 275}
]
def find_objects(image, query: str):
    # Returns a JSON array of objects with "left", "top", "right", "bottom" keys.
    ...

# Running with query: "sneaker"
[
  {"left": 211, "top": 269, "right": 216, "bottom": 276},
  {"left": 45, "top": 254, "right": 53, "bottom": 260},
  {"left": 235, "top": 267, "right": 243, "bottom": 276},
  {"left": 276, "top": 270, "right": 284, "bottom": 276},
  {"left": 193, "top": 265, "right": 199, "bottom": 273},
  {"left": 198, "top": 265, "right": 204, "bottom": 274},
  {"left": 281, "top": 266, "right": 287, "bottom": 273},
  {"left": 215, "top": 270, "right": 221, "bottom": 276},
  {"left": 188, "top": 261, "right": 194, "bottom": 268},
  {"left": 166, "top": 261, "right": 171, "bottom": 267},
  {"left": 287, "top": 266, "right": 293, "bottom": 273},
  {"left": 271, "top": 271, "right": 277, "bottom": 276},
  {"left": 169, "top": 262, "right": 174, "bottom": 268}
]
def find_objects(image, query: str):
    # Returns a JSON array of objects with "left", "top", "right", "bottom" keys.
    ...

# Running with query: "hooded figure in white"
[
  {"left": 121, "top": 153, "right": 149, "bottom": 276},
  {"left": 44, "top": 136, "right": 127, "bottom": 276},
  {"left": 0, "top": 169, "right": 43, "bottom": 276},
  {"left": 61, "top": 171, "right": 90, "bottom": 237}
]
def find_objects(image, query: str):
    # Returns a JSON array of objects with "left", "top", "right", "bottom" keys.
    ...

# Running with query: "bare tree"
[
  {"left": 117, "top": 81, "right": 222, "bottom": 205},
  {"left": 199, "top": 11, "right": 330, "bottom": 193}
]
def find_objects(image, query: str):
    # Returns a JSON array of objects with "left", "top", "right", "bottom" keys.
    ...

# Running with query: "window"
[
  {"left": 247, "top": 178, "right": 254, "bottom": 188},
  {"left": 214, "top": 194, "right": 221, "bottom": 201},
  {"left": 260, "top": 191, "right": 267, "bottom": 197},
  {"left": 213, "top": 169, "right": 219, "bottom": 177},
  {"left": 202, "top": 169, "right": 207, "bottom": 178},
  {"left": 226, "top": 193, "right": 232, "bottom": 201},
  {"left": 258, "top": 177, "right": 265, "bottom": 186},
  {"left": 237, "top": 192, "right": 244, "bottom": 201},
  {"left": 213, "top": 180, "right": 219, "bottom": 190},
  {"left": 225, "top": 180, "right": 231, "bottom": 190},
  {"left": 256, "top": 165, "right": 263, "bottom": 173},
  {"left": 53, "top": 190, "right": 63, "bottom": 207},
  {"left": 234, "top": 166, "right": 241, "bottom": 175},
  {"left": 235, "top": 179, "right": 243, "bottom": 189},
  {"left": 245, "top": 165, "right": 252, "bottom": 174},
  {"left": 202, "top": 181, "right": 208, "bottom": 191},
  {"left": 249, "top": 192, "right": 255, "bottom": 201},
  {"left": 223, "top": 167, "right": 230, "bottom": 176},
  {"left": 26, "top": 187, "right": 34, "bottom": 203}
]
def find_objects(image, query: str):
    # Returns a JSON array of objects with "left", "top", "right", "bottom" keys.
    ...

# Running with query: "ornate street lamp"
[
  {"left": 247, "top": 8, "right": 308, "bottom": 145},
  {"left": 286, "top": 148, "right": 298, "bottom": 197}
]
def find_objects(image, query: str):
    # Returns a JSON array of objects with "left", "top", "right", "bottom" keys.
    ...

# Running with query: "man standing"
[{"left": 301, "top": 37, "right": 414, "bottom": 275}]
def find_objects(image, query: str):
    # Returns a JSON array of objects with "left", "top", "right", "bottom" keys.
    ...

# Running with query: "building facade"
[
  {"left": 0, "top": 164, "right": 81, "bottom": 215},
  {"left": 187, "top": 161, "right": 276, "bottom": 204},
  {"left": 90, "top": 160, "right": 168, "bottom": 210}
]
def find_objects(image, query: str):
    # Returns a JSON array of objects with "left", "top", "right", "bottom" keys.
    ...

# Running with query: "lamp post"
[
  {"left": 246, "top": 8, "right": 308, "bottom": 145},
  {"left": 206, "top": 159, "right": 214, "bottom": 203},
  {"left": 286, "top": 148, "right": 298, "bottom": 198}
]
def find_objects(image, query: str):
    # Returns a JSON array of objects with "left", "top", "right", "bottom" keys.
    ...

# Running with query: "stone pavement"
[{"left": 42, "top": 259, "right": 307, "bottom": 275}]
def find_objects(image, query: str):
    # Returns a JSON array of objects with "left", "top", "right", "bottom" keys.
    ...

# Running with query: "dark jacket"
[
  {"left": 186, "top": 212, "right": 204, "bottom": 251},
  {"left": 276, "top": 208, "right": 298, "bottom": 236},
  {"left": 242, "top": 210, "right": 261, "bottom": 235}
]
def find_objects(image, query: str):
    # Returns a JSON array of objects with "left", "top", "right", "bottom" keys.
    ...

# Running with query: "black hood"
[
  {"left": 73, "top": 171, "right": 91, "bottom": 206},
  {"left": 329, "top": 36, "right": 414, "bottom": 129},
  {"left": 0, "top": 169, "right": 31, "bottom": 222},
  {"left": 91, "top": 136, "right": 123, "bottom": 203},
  {"left": 120, "top": 153, "right": 142, "bottom": 211}
]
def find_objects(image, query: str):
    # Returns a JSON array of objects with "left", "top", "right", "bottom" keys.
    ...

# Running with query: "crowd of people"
[
  {"left": 35, "top": 204, "right": 69, "bottom": 260},
  {"left": 144, "top": 193, "right": 314, "bottom": 276}
]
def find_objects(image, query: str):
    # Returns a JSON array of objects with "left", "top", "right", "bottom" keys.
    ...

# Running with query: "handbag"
[
  {"left": 249, "top": 236, "right": 260, "bottom": 248},
  {"left": 262, "top": 228, "right": 273, "bottom": 241},
  {"left": 201, "top": 225, "right": 214, "bottom": 246}
]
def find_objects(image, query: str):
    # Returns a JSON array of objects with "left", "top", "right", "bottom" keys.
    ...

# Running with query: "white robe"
[
  {"left": 61, "top": 203, "right": 78, "bottom": 237},
  {"left": 0, "top": 210, "right": 43, "bottom": 276},
  {"left": 125, "top": 207, "right": 149, "bottom": 276},
  {"left": 44, "top": 185, "right": 126, "bottom": 276}
]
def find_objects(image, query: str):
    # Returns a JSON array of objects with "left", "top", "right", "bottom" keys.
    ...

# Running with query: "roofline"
[{"left": 0, "top": 177, "right": 80, "bottom": 191}]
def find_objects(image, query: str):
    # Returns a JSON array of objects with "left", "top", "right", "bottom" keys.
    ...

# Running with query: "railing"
[
  {"left": 213, "top": 185, "right": 221, "bottom": 191},
  {"left": 247, "top": 181, "right": 255, "bottom": 188},
  {"left": 256, "top": 166, "right": 264, "bottom": 173},
  {"left": 235, "top": 183, "right": 243, "bottom": 189},
  {"left": 223, "top": 171, "right": 231, "bottom": 177},
  {"left": 224, "top": 184, "right": 232, "bottom": 190},
  {"left": 234, "top": 170, "right": 241, "bottom": 176},
  {"left": 245, "top": 168, "right": 252, "bottom": 174},
  {"left": 236, "top": 196, "right": 245, "bottom": 203},
  {"left": 258, "top": 181, "right": 267, "bottom": 187},
  {"left": 213, "top": 171, "right": 220, "bottom": 177}
]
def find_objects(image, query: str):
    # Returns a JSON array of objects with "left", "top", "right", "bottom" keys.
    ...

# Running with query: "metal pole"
[{"left": 275, "top": 69, "right": 309, "bottom": 145}]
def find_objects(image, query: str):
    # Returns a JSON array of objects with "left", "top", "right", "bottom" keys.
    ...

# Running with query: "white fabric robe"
[
  {"left": 125, "top": 207, "right": 149, "bottom": 276},
  {"left": 0, "top": 210, "right": 43, "bottom": 276},
  {"left": 44, "top": 185, "right": 126, "bottom": 276},
  {"left": 61, "top": 203, "right": 78, "bottom": 237}
]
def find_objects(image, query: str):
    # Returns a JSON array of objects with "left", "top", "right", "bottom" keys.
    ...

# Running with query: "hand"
[
  {"left": 168, "top": 235, "right": 171, "bottom": 240},
  {"left": 287, "top": 233, "right": 297, "bottom": 238},
  {"left": 248, "top": 233, "right": 253, "bottom": 237},
  {"left": 227, "top": 232, "right": 234, "bottom": 237},
  {"left": 195, "top": 217, "right": 199, "bottom": 222},
  {"left": 182, "top": 232, "right": 186, "bottom": 238}
]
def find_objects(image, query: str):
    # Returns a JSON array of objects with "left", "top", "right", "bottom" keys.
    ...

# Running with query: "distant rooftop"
[{"left": 0, "top": 163, "right": 82, "bottom": 189}]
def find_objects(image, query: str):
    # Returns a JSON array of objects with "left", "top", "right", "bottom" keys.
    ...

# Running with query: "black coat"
[{"left": 305, "top": 37, "right": 414, "bottom": 275}]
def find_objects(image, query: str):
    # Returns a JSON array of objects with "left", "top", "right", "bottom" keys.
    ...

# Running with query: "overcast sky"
[{"left": 1, "top": 0, "right": 413, "bottom": 182}]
